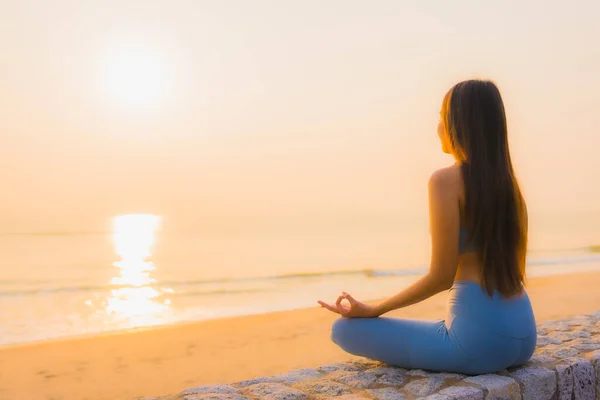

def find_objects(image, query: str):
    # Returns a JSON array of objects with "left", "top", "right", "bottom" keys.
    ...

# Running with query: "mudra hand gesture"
[{"left": 318, "top": 292, "right": 379, "bottom": 318}]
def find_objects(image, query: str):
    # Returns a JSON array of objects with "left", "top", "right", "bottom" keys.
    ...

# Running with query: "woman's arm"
[{"left": 372, "top": 167, "right": 461, "bottom": 316}]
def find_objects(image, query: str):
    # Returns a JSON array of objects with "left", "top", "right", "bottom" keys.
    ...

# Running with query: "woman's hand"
[{"left": 317, "top": 292, "right": 379, "bottom": 318}]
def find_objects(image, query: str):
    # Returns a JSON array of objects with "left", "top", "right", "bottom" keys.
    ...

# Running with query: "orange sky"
[{"left": 1, "top": 0, "right": 599, "bottom": 232}]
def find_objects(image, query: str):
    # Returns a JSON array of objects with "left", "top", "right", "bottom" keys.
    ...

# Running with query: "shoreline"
[
  {"left": 3, "top": 262, "right": 600, "bottom": 350},
  {"left": 2, "top": 269, "right": 600, "bottom": 400}
]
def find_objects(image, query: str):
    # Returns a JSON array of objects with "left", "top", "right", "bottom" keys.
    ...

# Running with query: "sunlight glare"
[
  {"left": 106, "top": 214, "right": 170, "bottom": 328},
  {"left": 114, "top": 214, "right": 160, "bottom": 262}
]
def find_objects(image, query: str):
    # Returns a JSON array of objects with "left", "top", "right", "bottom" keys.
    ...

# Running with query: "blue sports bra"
[{"left": 459, "top": 227, "right": 477, "bottom": 254}]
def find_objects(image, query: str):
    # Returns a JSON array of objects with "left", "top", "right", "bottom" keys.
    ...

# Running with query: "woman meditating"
[{"left": 318, "top": 79, "right": 537, "bottom": 375}]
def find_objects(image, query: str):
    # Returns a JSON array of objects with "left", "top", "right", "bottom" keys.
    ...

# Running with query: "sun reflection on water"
[{"left": 105, "top": 214, "right": 171, "bottom": 327}]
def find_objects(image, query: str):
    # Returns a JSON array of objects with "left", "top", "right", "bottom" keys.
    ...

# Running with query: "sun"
[{"left": 100, "top": 46, "right": 168, "bottom": 111}]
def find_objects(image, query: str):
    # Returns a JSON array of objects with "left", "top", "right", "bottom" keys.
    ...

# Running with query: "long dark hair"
[{"left": 442, "top": 79, "right": 527, "bottom": 297}]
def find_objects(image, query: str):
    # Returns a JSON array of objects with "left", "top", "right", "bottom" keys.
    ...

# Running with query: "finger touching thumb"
[{"left": 343, "top": 292, "right": 357, "bottom": 304}]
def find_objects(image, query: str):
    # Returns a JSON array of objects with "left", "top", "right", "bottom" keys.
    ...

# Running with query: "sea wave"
[{"left": 2, "top": 251, "right": 599, "bottom": 298}]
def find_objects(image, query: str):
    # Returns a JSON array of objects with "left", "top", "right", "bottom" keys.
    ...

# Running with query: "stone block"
[
  {"left": 242, "top": 383, "right": 308, "bottom": 400},
  {"left": 404, "top": 377, "right": 445, "bottom": 397},
  {"left": 463, "top": 374, "right": 522, "bottom": 400},
  {"left": 510, "top": 367, "right": 556, "bottom": 400}
]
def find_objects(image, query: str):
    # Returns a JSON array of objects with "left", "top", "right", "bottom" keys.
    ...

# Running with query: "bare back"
[{"left": 455, "top": 166, "right": 484, "bottom": 284}]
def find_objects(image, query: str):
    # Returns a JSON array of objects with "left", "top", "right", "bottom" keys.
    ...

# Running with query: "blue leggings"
[{"left": 330, "top": 280, "right": 537, "bottom": 375}]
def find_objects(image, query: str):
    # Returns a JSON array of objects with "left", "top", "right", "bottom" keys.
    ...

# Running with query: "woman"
[{"left": 318, "top": 79, "right": 537, "bottom": 375}]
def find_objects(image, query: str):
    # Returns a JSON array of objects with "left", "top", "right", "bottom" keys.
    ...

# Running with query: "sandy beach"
[{"left": 1, "top": 270, "right": 599, "bottom": 400}]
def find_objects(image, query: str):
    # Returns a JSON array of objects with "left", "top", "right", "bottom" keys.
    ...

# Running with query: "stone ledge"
[{"left": 141, "top": 311, "right": 600, "bottom": 400}]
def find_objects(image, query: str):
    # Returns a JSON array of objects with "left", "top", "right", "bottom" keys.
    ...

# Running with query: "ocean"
[{"left": 0, "top": 214, "right": 598, "bottom": 347}]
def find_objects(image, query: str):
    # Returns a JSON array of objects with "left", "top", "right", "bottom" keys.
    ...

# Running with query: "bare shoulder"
[{"left": 428, "top": 164, "right": 462, "bottom": 193}]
